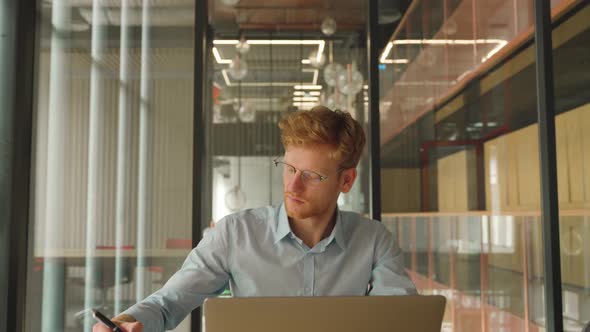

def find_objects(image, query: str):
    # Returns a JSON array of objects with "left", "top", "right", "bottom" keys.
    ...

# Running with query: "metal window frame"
[
  {"left": 1, "top": 0, "right": 37, "bottom": 331},
  {"left": 533, "top": 0, "right": 563, "bottom": 331},
  {"left": 191, "top": 0, "right": 209, "bottom": 331},
  {"left": 367, "top": 0, "right": 382, "bottom": 221}
]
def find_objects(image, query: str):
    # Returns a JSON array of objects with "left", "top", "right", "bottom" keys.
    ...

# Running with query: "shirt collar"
[
  {"left": 274, "top": 203, "right": 292, "bottom": 244},
  {"left": 274, "top": 203, "right": 346, "bottom": 250},
  {"left": 332, "top": 209, "right": 345, "bottom": 250}
]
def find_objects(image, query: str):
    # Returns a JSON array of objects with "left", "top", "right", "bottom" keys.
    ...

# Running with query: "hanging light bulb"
[
  {"left": 325, "top": 94, "right": 336, "bottom": 110},
  {"left": 238, "top": 101, "right": 255, "bottom": 122},
  {"left": 228, "top": 55, "right": 248, "bottom": 80},
  {"left": 443, "top": 19, "right": 458, "bottom": 35},
  {"left": 337, "top": 64, "right": 364, "bottom": 96},
  {"left": 235, "top": 36, "right": 250, "bottom": 54},
  {"left": 220, "top": 0, "right": 240, "bottom": 6},
  {"left": 323, "top": 63, "right": 343, "bottom": 87},
  {"left": 307, "top": 50, "right": 326, "bottom": 68},
  {"left": 225, "top": 185, "right": 247, "bottom": 211},
  {"left": 321, "top": 16, "right": 337, "bottom": 36},
  {"left": 325, "top": 90, "right": 346, "bottom": 111}
]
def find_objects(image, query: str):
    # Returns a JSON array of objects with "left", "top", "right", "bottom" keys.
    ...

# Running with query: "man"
[{"left": 94, "top": 106, "right": 416, "bottom": 332}]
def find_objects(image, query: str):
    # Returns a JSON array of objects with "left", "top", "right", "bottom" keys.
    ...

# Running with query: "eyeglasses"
[{"left": 273, "top": 158, "right": 342, "bottom": 186}]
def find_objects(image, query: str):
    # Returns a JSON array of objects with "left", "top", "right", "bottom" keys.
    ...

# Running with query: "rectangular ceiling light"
[
  {"left": 292, "top": 102, "right": 319, "bottom": 108},
  {"left": 293, "top": 91, "right": 321, "bottom": 96},
  {"left": 293, "top": 97, "right": 320, "bottom": 102},
  {"left": 294, "top": 85, "right": 323, "bottom": 90},
  {"left": 214, "top": 39, "right": 325, "bottom": 45},
  {"left": 221, "top": 68, "right": 318, "bottom": 87},
  {"left": 213, "top": 39, "right": 325, "bottom": 65},
  {"left": 379, "top": 39, "right": 508, "bottom": 64},
  {"left": 213, "top": 47, "right": 232, "bottom": 64}
]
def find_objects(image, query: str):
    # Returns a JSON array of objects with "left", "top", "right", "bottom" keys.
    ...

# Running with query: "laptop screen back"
[{"left": 203, "top": 295, "right": 446, "bottom": 332}]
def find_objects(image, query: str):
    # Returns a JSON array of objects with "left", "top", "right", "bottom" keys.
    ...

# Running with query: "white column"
[
  {"left": 83, "top": 1, "right": 107, "bottom": 330},
  {"left": 41, "top": 0, "right": 70, "bottom": 331},
  {"left": 136, "top": 0, "right": 152, "bottom": 301},
  {"left": 114, "top": 0, "right": 132, "bottom": 315}
]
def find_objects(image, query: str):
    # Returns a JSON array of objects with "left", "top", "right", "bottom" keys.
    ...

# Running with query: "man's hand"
[
  {"left": 92, "top": 314, "right": 143, "bottom": 332},
  {"left": 92, "top": 321, "right": 143, "bottom": 332}
]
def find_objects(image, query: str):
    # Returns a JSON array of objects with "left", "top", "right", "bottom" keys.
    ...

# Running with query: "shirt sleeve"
[
  {"left": 122, "top": 217, "right": 233, "bottom": 332},
  {"left": 368, "top": 224, "right": 417, "bottom": 296}
]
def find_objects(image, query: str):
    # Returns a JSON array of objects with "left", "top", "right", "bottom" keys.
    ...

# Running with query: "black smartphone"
[{"left": 92, "top": 309, "right": 125, "bottom": 332}]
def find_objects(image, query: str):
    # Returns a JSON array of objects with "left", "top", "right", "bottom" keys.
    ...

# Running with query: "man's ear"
[{"left": 340, "top": 168, "right": 357, "bottom": 193}]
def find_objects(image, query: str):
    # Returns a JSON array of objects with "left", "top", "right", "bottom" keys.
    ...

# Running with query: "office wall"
[
  {"left": 32, "top": 50, "right": 194, "bottom": 254},
  {"left": 484, "top": 103, "right": 590, "bottom": 212},
  {"left": 483, "top": 102, "right": 590, "bottom": 288},
  {"left": 437, "top": 149, "right": 478, "bottom": 212},
  {"left": 381, "top": 168, "right": 421, "bottom": 213},
  {"left": 380, "top": 2, "right": 590, "bottom": 329},
  {"left": 28, "top": 33, "right": 196, "bottom": 331}
]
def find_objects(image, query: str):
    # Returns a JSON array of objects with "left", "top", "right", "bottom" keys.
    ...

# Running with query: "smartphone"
[{"left": 92, "top": 309, "right": 125, "bottom": 332}]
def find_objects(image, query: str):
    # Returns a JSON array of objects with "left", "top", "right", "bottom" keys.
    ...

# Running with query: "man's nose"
[{"left": 286, "top": 171, "right": 305, "bottom": 192}]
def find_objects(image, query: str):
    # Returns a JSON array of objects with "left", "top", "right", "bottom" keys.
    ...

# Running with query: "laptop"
[{"left": 203, "top": 295, "right": 446, "bottom": 332}]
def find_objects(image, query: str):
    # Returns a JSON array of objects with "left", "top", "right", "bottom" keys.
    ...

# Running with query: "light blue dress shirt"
[{"left": 123, "top": 203, "right": 416, "bottom": 331}]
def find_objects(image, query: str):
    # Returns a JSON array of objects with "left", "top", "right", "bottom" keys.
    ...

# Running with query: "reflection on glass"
[
  {"left": 224, "top": 185, "right": 247, "bottom": 211},
  {"left": 235, "top": 36, "right": 250, "bottom": 55},
  {"left": 28, "top": 1, "right": 195, "bottom": 331},
  {"left": 238, "top": 101, "right": 256, "bottom": 123},
  {"left": 325, "top": 90, "right": 347, "bottom": 112},
  {"left": 324, "top": 62, "right": 344, "bottom": 87},
  {"left": 337, "top": 64, "right": 364, "bottom": 96},
  {"left": 308, "top": 50, "right": 326, "bottom": 68},
  {"left": 554, "top": 4, "right": 590, "bottom": 331},
  {"left": 228, "top": 55, "right": 248, "bottom": 81},
  {"left": 209, "top": 25, "right": 370, "bottom": 223},
  {"left": 379, "top": 1, "right": 588, "bottom": 331}
]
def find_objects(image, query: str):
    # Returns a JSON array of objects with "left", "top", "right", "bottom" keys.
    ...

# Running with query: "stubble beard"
[{"left": 284, "top": 193, "right": 313, "bottom": 220}]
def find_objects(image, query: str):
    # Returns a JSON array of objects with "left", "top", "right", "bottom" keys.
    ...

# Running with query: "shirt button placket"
[{"left": 303, "top": 254, "right": 314, "bottom": 296}]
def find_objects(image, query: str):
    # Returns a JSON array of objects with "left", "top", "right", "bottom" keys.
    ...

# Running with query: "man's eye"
[
  {"left": 287, "top": 166, "right": 296, "bottom": 173},
  {"left": 303, "top": 172, "right": 320, "bottom": 182}
]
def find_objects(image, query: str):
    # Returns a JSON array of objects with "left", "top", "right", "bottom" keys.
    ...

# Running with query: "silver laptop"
[{"left": 203, "top": 295, "right": 446, "bottom": 332}]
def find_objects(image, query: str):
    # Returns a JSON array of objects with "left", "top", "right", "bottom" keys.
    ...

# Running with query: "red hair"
[{"left": 278, "top": 106, "right": 366, "bottom": 168}]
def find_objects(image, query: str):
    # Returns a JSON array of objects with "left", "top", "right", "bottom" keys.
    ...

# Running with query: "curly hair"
[{"left": 278, "top": 106, "right": 366, "bottom": 169}]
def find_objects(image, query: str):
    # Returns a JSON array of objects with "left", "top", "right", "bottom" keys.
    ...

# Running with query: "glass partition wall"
[
  {"left": 26, "top": 1, "right": 196, "bottom": 331},
  {"left": 206, "top": 1, "right": 372, "bottom": 225},
  {"left": 553, "top": 3, "right": 590, "bottom": 331},
  {"left": 10, "top": 0, "right": 587, "bottom": 331},
  {"left": 378, "top": 0, "right": 590, "bottom": 331},
  {"left": 24, "top": 1, "right": 373, "bottom": 331}
]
